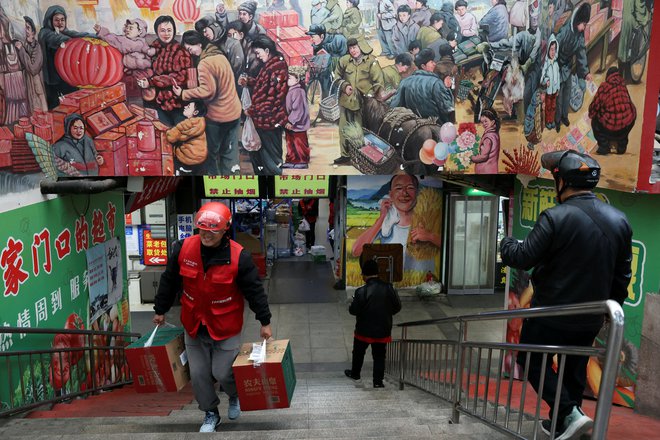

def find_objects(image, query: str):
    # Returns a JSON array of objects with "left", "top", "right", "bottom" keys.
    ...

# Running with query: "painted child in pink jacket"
[
  {"left": 94, "top": 18, "right": 155, "bottom": 75},
  {"left": 282, "top": 67, "right": 311, "bottom": 169}
]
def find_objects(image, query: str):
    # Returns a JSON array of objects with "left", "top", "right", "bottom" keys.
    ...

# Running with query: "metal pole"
[
  {"left": 451, "top": 321, "right": 465, "bottom": 424},
  {"left": 592, "top": 300, "right": 625, "bottom": 440},
  {"left": 399, "top": 326, "right": 407, "bottom": 390}
]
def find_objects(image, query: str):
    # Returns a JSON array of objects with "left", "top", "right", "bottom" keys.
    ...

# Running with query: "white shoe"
[
  {"left": 199, "top": 410, "right": 221, "bottom": 432},
  {"left": 556, "top": 406, "right": 593, "bottom": 440}
]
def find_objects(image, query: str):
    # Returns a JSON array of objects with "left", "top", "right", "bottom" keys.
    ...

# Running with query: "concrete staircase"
[{"left": 0, "top": 372, "right": 516, "bottom": 439}]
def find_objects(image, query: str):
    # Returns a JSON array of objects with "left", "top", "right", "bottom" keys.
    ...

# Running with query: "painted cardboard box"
[
  {"left": 232, "top": 339, "right": 296, "bottom": 411},
  {"left": 125, "top": 327, "right": 190, "bottom": 393}
]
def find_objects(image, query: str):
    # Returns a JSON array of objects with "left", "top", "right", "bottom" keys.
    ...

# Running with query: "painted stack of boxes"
[
  {"left": 52, "top": 82, "right": 173, "bottom": 176},
  {"left": 0, "top": 117, "right": 41, "bottom": 173},
  {"left": 609, "top": 0, "right": 623, "bottom": 43},
  {"left": 584, "top": 0, "right": 609, "bottom": 45},
  {"left": 260, "top": 10, "right": 313, "bottom": 67}
]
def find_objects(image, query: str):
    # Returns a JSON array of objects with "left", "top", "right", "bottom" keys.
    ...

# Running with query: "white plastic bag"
[
  {"left": 144, "top": 322, "right": 175, "bottom": 347},
  {"left": 248, "top": 339, "right": 267, "bottom": 366},
  {"left": 242, "top": 116, "right": 261, "bottom": 152},
  {"left": 241, "top": 87, "right": 261, "bottom": 152},
  {"left": 298, "top": 218, "right": 311, "bottom": 232},
  {"left": 241, "top": 86, "right": 252, "bottom": 110}
]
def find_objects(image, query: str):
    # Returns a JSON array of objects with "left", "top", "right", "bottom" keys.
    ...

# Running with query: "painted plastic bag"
[{"left": 241, "top": 88, "right": 261, "bottom": 152}]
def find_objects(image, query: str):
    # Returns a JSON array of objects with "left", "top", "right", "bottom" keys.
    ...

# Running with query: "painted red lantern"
[
  {"left": 134, "top": 0, "right": 164, "bottom": 11},
  {"left": 172, "top": 0, "right": 200, "bottom": 24},
  {"left": 55, "top": 38, "right": 124, "bottom": 89}
]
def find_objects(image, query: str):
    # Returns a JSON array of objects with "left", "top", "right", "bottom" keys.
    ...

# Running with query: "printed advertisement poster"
[
  {"left": 105, "top": 237, "right": 123, "bottom": 308},
  {"left": 346, "top": 175, "right": 443, "bottom": 288},
  {"left": 86, "top": 243, "right": 109, "bottom": 322},
  {"left": 0, "top": 193, "right": 129, "bottom": 411},
  {"left": 506, "top": 178, "right": 660, "bottom": 408}
]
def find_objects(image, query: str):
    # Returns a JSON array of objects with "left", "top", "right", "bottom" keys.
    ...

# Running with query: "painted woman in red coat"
[
  {"left": 238, "top": 35, "right": 289, "bottom": 175},
  {"left": 137, "top": 16, "right": 192, "bottom": 127}
]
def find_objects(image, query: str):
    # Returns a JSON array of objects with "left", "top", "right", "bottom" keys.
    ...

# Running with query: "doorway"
[{"left": 447, "top": 194, "right": 499, "bottom": 294}]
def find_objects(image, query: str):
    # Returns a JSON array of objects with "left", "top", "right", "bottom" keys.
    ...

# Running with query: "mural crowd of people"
[{"left": 0, "top": 0, "right": 651, "bottom": 178}]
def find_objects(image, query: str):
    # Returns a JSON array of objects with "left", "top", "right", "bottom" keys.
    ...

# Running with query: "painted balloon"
[
  {"left": 55, "top": 38, "right": 123, "bottom": 88},
  {"left": 434, "top": 142, "right": 450, "bottom": 161},
  {"left": 440, "top": 122, "right": 457, "bottom": 144}
]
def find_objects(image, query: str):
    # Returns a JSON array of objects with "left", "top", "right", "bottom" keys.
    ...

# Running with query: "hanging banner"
[
  {"left": 275, "top": 175, "right": 328, "bottom": 198},
  {"left": 203, "top": 176, "right": 260, "bottom": 198}
]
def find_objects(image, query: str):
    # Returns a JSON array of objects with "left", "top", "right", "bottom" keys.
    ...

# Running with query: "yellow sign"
[
  {"left": 274, "top": 175, "right": 328, "bottom": 198},
  {"left": 203, "top": 176, "right": 260, "bottom": 198}
]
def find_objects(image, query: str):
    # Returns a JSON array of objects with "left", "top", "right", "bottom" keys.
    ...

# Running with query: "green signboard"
[
  {"left": 0, "top": 192, "right": 128, "bottom": 410},
  {"left": 509, "top": 179, "right": 660, "bottom": 407},
  {"left": 203, "top": 176, "right": 260, "bottom": 198}
]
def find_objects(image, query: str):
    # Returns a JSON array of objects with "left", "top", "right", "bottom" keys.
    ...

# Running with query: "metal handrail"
[
  {"left": 1, "top": 326, "right": 141, "bottom": 418},
  {"left": 386, "top": 300, "right": 624, "bottom": 440}
]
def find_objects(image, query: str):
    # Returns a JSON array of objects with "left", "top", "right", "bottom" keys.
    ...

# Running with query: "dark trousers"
[
  {"left": 305, "top": 222, "right": 316, "bottom": 249},
  {"left": 591, "top": 118, "right": 635, "bottom": 155},
  {"left": 350, "top": 338, "right": 387, "bottom": 384},
  {"left": 250, "top": 126, "right": 284, "bottom": 175},
  {"left": 517, "top": 319, "right": 599, "bottom": 422},
  {"left": 206, "top": 118, "right": 240, "bottom": 175}
]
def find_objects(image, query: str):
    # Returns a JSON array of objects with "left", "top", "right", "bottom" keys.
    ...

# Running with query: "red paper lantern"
[
  {"left": 55, "top": 38, "right": 124, "bottom": 89},
  {"left": 172, "top": 0, "right": 200, "bottom": 24},
  {"left": 134, "top": 0, "right": 164, "bottom": 11}
]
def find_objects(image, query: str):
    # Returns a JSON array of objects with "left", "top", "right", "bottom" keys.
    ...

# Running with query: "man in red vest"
[{"left": 153, "top": 201, "right": 272, "bottom": 433}]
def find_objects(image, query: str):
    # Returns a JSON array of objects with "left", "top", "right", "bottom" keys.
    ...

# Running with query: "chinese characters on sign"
[
  {"left": 203, "top": 176, "right": 260, "bottom": 198},
  {"left": 143, "top": 230, "right": 168, "bottom": 266},
  {"left": 0, "top": 202, "right": 118, "bottom": 298},
  {"left": 274, "top": 175, "right": 328, "bottom": 197},
  {"left": 177, "top": 214, "right": 194, "bottom": 240}
]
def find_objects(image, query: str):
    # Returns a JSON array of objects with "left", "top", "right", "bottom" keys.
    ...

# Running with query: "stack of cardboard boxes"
[
  {"left": 259, "top": 10, "right": 313, "bottom": 67},
  {"left": 52, "top": 82, "right": 174, "bottom": 176},
  {"left": 584, "top": 1, "right": 609, "bottom": 45}
]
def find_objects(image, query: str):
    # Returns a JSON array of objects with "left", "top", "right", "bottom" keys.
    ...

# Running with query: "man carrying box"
[{"left": 153, "top": 201, "right": 272, "bottom": 433}]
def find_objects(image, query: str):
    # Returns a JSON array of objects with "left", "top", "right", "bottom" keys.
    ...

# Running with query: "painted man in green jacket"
[{"left": 333, "top": 38, "right": 384, "bottom": 166}]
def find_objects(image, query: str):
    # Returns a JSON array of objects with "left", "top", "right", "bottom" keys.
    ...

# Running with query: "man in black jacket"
[
  {"left": 500, "top": 151, "right": 632, "bottom": 440},
  {"left": 153, "top": 202, "right": 271, "bottom": 433},
  {"left": 345, "top": 260, "right": 402, "bottom": 388}
]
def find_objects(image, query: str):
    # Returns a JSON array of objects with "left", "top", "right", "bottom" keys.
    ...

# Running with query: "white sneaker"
[
  {"left": 556, "top": 406, "right": 593, "bottom": 440},
  {"left": 199, "top": 410, "right": 221, "bottom": 432}
]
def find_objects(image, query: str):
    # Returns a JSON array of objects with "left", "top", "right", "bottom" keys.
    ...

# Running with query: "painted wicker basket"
[{"left": 349, "top": 129, "right": 400, "bottom": 175}]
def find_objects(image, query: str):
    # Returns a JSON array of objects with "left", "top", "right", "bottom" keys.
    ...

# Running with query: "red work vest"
[{"left": 178, "top": 235, "right": 245, "bottom": 340}]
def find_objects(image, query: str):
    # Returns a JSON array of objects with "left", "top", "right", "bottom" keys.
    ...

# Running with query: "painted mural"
[
  {"left": 505, "top": 178, "right": 660, "bottom": 408},
  {"left": 345, "top": 174, "right": 442, "bottom": 288},
  {"left": 0, "top": 1, "right": 654, "bottom": 188}
]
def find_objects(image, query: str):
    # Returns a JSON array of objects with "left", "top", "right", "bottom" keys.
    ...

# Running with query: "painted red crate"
[
  {"left": 128, "top": 159, "right": 163, "bottom": 176},
  {"left": 95, "top": 131, "right": 128, "bottom": 176}
]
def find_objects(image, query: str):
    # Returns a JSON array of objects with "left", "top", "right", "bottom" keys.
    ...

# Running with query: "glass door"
[{"left": 447, "top": 194, "right": 498, "bottom": 294}]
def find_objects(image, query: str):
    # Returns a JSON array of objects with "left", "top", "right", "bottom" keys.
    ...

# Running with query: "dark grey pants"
[{"left": 184, "top": 327, "right": 241, "bottom": 412}]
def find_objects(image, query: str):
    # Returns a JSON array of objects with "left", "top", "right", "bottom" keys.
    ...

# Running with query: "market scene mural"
[{"left": 0, "top": 1, "right": 654, "bottom": 189}]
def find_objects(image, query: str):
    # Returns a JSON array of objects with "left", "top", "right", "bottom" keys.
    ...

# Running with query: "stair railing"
[
  {"left": 385, "top": 300, "right": 624, "bottom": 440},
  {"left": 0, "top": 326, "right": 141, "bottom": 418}
]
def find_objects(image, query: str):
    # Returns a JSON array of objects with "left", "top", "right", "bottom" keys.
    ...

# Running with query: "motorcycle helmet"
[
  {"left": 194, "top": 202, "right": 232, "bottom": 232},
  {"left": 541, "top": 150, "right": 600, "bottom": 201}
]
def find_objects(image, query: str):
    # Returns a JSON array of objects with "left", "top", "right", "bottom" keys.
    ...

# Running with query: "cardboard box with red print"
[
  {"left": 232, "top": 339, "right": 296, "bottom": 411},
  {"left": 125, "top": 326, "right": 190, "bottom": 393}
]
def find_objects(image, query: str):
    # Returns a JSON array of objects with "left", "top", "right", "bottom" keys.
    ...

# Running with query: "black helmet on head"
[{"left": 541, "top": 150, "right": 600, "bottom": 189}]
